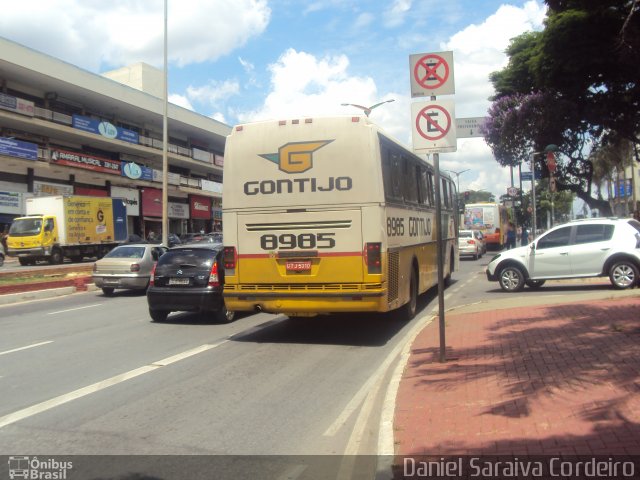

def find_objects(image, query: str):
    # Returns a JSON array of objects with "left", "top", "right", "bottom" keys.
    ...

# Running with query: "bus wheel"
[{"left": 400, "top": 268, "right": 418, "bottom": 321}]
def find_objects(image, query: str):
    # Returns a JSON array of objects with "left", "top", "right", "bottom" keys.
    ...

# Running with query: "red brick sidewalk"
[{"left": 395, "top": 296, "right": 640, "bottom": 456}]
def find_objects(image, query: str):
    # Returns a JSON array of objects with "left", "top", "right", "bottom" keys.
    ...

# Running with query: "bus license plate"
[{"left": 286, "top": 260, "right": 311, "bottom": 271}]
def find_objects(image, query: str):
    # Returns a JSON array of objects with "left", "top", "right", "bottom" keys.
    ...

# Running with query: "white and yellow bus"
[{"left": 222, "top": 116, "right": 458, "bottom": 320}]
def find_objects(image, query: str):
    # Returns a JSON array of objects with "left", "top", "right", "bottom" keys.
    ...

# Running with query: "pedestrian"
[
  {"left": 521, "top": 226, "right": 529, "bottom": 246},
  {"left": 506, "top": 222, "right": 517, "bottom": 249},
  {"left": 147, "top": 230, "right": 156, "bottom": 242}
]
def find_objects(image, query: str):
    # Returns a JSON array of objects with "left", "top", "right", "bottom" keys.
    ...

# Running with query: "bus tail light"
[
  {"left": 364, "top": 242, "right": 382, "bottom": 274},
  {"left": 208, "top": 261, "right": 220, "bottom": 287},
  {"left": 223, "top": 246, "right": 237, "bottom": 269},
  {"left": 149, "top": 263, "right": 157, "bottom": 287}
]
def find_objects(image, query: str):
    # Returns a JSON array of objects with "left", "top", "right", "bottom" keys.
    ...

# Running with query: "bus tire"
[
  {"left": 444, "top": 250, "right": 454, "bottom": 287},
  {"left": 400, "top": 267, "right": 418, "bottom": 321}
]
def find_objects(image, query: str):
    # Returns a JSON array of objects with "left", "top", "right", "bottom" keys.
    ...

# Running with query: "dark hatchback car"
[{"left": 146, "top": 243, "right": 234, "bottom": 323}]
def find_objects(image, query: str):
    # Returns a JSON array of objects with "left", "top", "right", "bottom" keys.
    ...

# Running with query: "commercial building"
[{"left": 0, "top": 37, "right": 230, "bottom": 239}]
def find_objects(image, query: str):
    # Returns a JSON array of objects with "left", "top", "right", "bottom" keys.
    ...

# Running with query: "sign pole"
[{"left": 431, "top": 95, "right": 446, "bottom": 364}]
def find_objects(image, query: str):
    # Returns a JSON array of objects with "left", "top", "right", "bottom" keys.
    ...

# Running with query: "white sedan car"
[
  {"left": 458, "top": 230, "right": 483, "bottom": 260},
  {"left": 92, "top": 243, "right": 168, "bottom": 296}
]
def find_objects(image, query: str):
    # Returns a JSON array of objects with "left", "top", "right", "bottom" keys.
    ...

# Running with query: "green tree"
[{"left": 484, "top": 0, "right": 640, "bottom": 215}]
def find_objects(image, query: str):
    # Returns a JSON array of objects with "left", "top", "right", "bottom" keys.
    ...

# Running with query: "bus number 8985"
[{"left": 260, "top": 233, "right": 336, "bottom": 250}]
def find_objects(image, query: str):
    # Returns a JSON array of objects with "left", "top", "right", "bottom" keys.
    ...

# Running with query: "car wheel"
[
  {"left": 498, "top": 265, "right": 525, "bottom": 292},
  {"left": 525, "top": 279, "right": 546, "bottom": 289},
  {"left": 399, "top": 267, "right": 418, "bottom": 320},
  {"left": 49, "top": 248, "right": 63, "bottom": 265},
  {"left": 609, "top": 261, "right": 639, "bottom": 290},
  {"left": 214, "top": 302, "right": 236, "bottom": 323},
  {"left": 102, "top": 287, "right": 115, "bottom": 296},
  {"left": 149, "top": 309, "right": 169, "bottom": 322}
]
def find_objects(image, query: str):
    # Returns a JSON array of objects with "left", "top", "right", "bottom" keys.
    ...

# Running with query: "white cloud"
[
  {"left": 237, "top": 49, "right": 385, "bottom": 123},
  {"left": 186, "top": 80, "right": 241, "bottom": 106},
  {"left": 168, "top": 94, "right": 194, "bottom": 111},
  {"left": 0, "top": 0, "right": 271, "bottom": 71},
  {"left": 231, "top": 2, "right": 546, "bottom": 199},
  {"left": 384, "top": 0, "right": 413, "bottom": 28}
]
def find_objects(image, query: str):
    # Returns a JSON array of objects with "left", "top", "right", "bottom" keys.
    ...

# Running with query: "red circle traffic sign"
[
  {"left": 415, "top": 105, "right": 452, "bottom": 141},
  {"left": 413, "top": 54, "right": 450, "bottom": 90}
]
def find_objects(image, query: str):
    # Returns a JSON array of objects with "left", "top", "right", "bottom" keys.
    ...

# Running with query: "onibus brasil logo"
[
  {"left": 259, "top": 140, "right": 333, "bottom": 174},
  {"left": 8, "top": 456, "right": 73, "bottom": 479}
]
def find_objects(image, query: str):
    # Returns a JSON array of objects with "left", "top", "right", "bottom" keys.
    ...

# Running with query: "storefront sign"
[
  {"left": 33, "top": 181, "right": 74, "bottom": 197},
  {"left": 72, "top": 114, "right": 139, "bottom": 144},
  {"left": 190, "top": 195, "right": 212, "bottom": 219},
  {"left": 0, "top": 137, "right": 38, "bottom": 160},
  {"left": 0, "top": 191, "right": 21, "bottom": 213},
  {"left": 152, "top": 169, "right": 181, "bottom": 185},
  {"left": 75, "top": 186, "right": 108, "bottom": 197},
  {"left": 0, "top": 93, "right": 35, "bottom": 117},
  {"left": 122, "top": 161, "right": 153, "bottom": 181},
  {"left": 111, "top": 186, "right": 140, "bottom": 216},
  {"left": 201, "top": 179, "right": 223, "bottom": 194},
  {"left": 141, "top": 188, "right": 162, "bottom": 217},
  {"left": 168, "top": 202, "right": 189, "bottom": 219},
  {"left": 51, "top": 149, "right": 122, "bottom": 175}
]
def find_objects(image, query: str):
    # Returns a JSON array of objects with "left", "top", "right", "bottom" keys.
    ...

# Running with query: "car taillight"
[
  {"left": 208, "top": 261, "right": 220, "bottom": 287},
  {"left": 223, "top": 246, "right": 236, "bottom": 269},
  {"left": 149, "top": 263, "right": 157, "bottom": 286},
  {"left": 130, "top": 263, "right": 141, "bottom": 272},
  {"left": 364, "top": 242, "right": 382, "bottom": 274},
  {"left": 467, "top": 239, "right": 476, "bottom": 245}
]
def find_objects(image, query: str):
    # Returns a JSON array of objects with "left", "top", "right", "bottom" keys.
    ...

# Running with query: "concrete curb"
[{"left": 0, "top": 283, "right": 99, "bottom": 306}]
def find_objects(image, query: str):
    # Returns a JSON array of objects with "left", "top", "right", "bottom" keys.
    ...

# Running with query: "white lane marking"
[
  {"left": 0, "top": 340, "right": 228, "bottom": 429},
  {"left": 47, "top": 304, "right": 103, "bottom": 315},
  {"left": 0, "top": 341, "right": 53, "bottom": 356}
]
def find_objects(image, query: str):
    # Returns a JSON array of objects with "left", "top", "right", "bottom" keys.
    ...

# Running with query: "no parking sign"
[{"left": 411, "top": 100, "right": 457, "bottom": 153}]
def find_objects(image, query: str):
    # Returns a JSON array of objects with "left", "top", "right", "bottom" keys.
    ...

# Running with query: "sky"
[{"left": 0, "top": 0, "right": 548, "bottom": 200}]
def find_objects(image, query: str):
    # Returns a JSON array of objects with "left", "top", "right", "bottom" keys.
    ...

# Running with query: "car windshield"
[
  {"left": 105, "top": 246, "right": 146, "bottom": 259},
  {"left": 9, "top": 218, "right": 43, "bottom": 236},
  {"left": 459, "top": 231, "right": 472, "bottom": 238}
]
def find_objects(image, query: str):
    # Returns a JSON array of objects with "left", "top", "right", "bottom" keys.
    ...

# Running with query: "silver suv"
[{"left": 486, "top": 218, "right": 640, "bottom": 292}]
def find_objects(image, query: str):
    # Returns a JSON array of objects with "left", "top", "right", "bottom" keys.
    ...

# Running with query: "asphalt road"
[{"left": 0, "top": 253, "right": 625, "bottom": 477}]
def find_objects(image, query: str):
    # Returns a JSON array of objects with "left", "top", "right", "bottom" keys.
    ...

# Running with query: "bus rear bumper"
[{"left": 224, "top": 290, "right": 386, "bottom": 314}]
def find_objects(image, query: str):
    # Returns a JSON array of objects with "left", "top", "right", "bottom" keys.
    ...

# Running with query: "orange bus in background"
[{"left": 463, "top": 203, "right": 509, "bottom": 250}]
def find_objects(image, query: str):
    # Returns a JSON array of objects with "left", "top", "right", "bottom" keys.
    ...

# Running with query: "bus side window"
[
  {"left": 381, "top": 146, "right": 403, "bottom": 202},
  {"left": 427, "top": 172, "right": 435, "bottom": 206},
  {"left": 441, "top": 179, "right": 449, "bottom": 208},
  {"left": 402, "top": 157, "right": 418, "bottom": 204},
  {"left": 418, "top": 167, "right": 430, "bottom": 206}
]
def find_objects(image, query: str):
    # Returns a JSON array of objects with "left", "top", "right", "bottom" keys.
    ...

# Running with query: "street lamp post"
[
  {"left": 340, "top": 99, "right": 395, "bottom": 117},
  {"left": 446, "top": 169, "right": 469, "bottom": 196}
]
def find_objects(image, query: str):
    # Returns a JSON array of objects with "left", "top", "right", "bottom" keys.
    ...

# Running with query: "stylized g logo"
[{"left": 259, "top": 140, "right": 333, "bottom": 174}]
